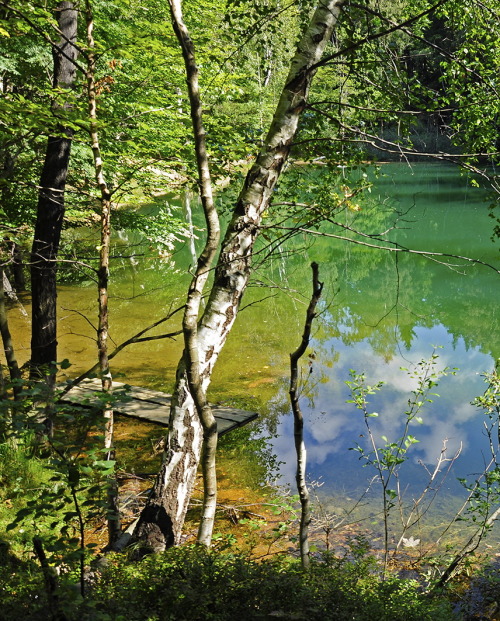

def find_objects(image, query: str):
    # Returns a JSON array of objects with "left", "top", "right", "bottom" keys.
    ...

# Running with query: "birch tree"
[
  {"left": 132, "top": 0, "right": 345, "bottom": 552},
  {"left": 82, "top": 0, "right": 130, "bottom": 547}
]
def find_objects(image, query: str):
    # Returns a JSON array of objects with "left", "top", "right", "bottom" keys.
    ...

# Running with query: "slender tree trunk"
[
  {"left": 0, "top": 268, "right": 21, "bottom": 400},
  {"left": 133, "top": 0, "right": 221, "bottom": 550},
  {"left": 33, "top": 536, "right": 68, "bottom": 621},
  {"left": 2, "top": 270, "right": 27, "bottom": 315},
  {"left": 85, "top": 0, "right": 119, "bottom": 547},
  {"left": 9, "top": 242, "right": 25, "bottom": 292},
  {"left": 30, "top": 2, "right": 78, "bottom": 387},
  {"left": 0, "top": 362, "right": 5, "bottom": 404},
  {"left": 133, "top": 0, "right": 344, "bottom": 552},
  {"left": 169, "top": 0, "right": 221, "bottom": 548},
  {"left": 1, "top": 102, "right": 25, "bottom": 295},
  {"left": 289, "top": 262, "right": 323, "bottom": 569}
]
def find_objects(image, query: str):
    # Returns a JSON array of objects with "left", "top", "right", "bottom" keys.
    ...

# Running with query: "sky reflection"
[{"left": 268, "top": 323, "right": 495, "bottom": 501}]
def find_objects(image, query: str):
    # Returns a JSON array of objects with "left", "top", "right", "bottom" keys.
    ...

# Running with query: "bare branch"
[
  {"left": 289, "top": 262, "right": 323, "bottom": 568},
  {"left": 58, "top": 304, "right": 185, "bottom": 398},
  {"left": 275, "top": 224, "right": 500, "bottom": 274}
]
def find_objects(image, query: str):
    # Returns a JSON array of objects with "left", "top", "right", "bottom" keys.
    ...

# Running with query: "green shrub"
[{"left": 88, "top": 546, "right": 456, "bottom": 621}]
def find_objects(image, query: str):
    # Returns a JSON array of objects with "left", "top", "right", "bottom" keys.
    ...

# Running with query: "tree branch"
[
  {"left": 58, "top": 304, "right": 184, "bottom": 398},
  {"left": 309, "top": 0, "right": 451, "bottom": 72},
  {"left": 276, "top": 224, "right": 500, "bottom": 274}
]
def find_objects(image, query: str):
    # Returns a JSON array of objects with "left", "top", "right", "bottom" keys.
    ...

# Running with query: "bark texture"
[
  {"left": 133, "top": 0, "right": 344, "bottom": 552},
  {"left": 133, "top": 0, "right": 221, "bottom": 550},
  {"left": 30, "top": 2, "right": 78, "bottom": 380},
  {"left": 168, "top": 0, "right": 221, "bottom": 547}
]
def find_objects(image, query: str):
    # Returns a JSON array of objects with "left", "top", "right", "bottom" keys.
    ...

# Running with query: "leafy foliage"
[
  {"left": 0, "top": 374, "right": 133, "bottom": 588},
  {"left": 346, "top": 354, "right": 455, "bottom": 570},
  {"left": 457, "top": 369, "right": 500, "bottom": 529},
  {"left": 88, "top": 546, "right": 455, "bottom": 621}
]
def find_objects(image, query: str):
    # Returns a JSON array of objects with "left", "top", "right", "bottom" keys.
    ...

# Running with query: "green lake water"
[{"left": 6, "top": 161, "right": 500, "bottom": 544}]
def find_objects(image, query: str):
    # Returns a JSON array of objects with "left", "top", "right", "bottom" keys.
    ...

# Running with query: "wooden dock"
[{"left": 60, "top": 378, "right": 258, "bottom": 436}]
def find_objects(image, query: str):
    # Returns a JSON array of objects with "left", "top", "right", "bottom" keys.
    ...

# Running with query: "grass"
[{"left": 0, "top": 433, "right": 459, "bottom": 621}]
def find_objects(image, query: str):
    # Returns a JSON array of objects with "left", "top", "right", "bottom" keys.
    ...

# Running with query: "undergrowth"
[{"left": 0, "top": 543, "right": 457, "bottom": 621}]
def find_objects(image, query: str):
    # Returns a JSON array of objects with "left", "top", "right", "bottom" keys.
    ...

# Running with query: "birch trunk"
[
  {"left": 133, "top": 0, "right": 344, "bottom": 552},
  {"left": 85, "top": 0, "right": 119, "bottom": 547},
  {"left": 289, "top": 262, "right": 323, "bottom": 569},
  {"left": 0, "top": 268, "right": 21, "bottom": 401},
  {"left": 167, "top": 0, "right": 221, "bottom": 547}
]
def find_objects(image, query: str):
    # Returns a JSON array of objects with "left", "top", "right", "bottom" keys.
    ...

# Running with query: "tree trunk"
[
  {"left": 30, "top": 1, "right": 78, "bottom": 384},
  {"left": 133, "top": 0, "right": 344, "bottom": 552},
  {"left": 170, "top": 0, "right": 221, "bottom": 547},
  {"left": 33, "top": 536, "right": 68, "bottom": 621},
  {"left": 132, "top": 0, "right": 221, "bottom": 550},
  {"left": 2, "top": 270, "right": 27, "bottom": 315},
  {"left": 84, "top": 0, "right": 119, "bottom": 547},
  {"left": 8, "top": 242, "right": 26, "bottom": 292},
  {"left": 0, "top": 268, "right": 21, "bottom": 400},
  {"left": 289, "top": 262, "right": 323, "bottom": 569}
]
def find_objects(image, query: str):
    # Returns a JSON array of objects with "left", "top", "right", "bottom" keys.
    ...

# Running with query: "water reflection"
[
  {"left": 269, "top": 326, "right": 493, "bottom": 499},
  {"left": 262, "top": 163, "right": 500, "bottom": 520}
]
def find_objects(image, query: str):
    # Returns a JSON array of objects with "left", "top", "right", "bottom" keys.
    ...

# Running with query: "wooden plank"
[
  {"left": 214, "top": 410, "right": 259, "bottom": 436},
  {"left": 65, "top": 378, "right": 172, "bottom": 406},
  {"left": 59, "top": 379, "right": 258, "bottom": 435}
]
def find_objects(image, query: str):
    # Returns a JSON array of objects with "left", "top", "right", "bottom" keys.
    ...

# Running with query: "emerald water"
[{"left": 6, "top": 162, "right": 500, "bottom": 539}]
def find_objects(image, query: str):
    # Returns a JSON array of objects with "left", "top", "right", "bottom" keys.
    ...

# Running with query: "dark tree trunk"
[
  {"left": 289, "top": 262, "right": 323, "bottom": 569},
  {"left": 30, "top": 2, "right": 78, "bottom": 381}
]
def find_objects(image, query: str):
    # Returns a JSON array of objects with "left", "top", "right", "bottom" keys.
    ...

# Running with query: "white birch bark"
[
  {"left": 133, "top": 0, "right": 344, "bottom": 552},
  {"left": 168, "top": 0, "right": 221, "bottom": 547},
  {"left": 85, "top": 0, "right": 120, "bottom": 547},
  {"left": 289, "top": 262, "right": 323, "bottom": 569}
]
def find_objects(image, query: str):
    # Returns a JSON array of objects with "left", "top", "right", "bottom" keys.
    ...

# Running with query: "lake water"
[
  {"left": 261, "top": 162, "right": 500, "bottom": 543},
  {"left": 6, "top": 162, "right": 500, "bottom": 544}
]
